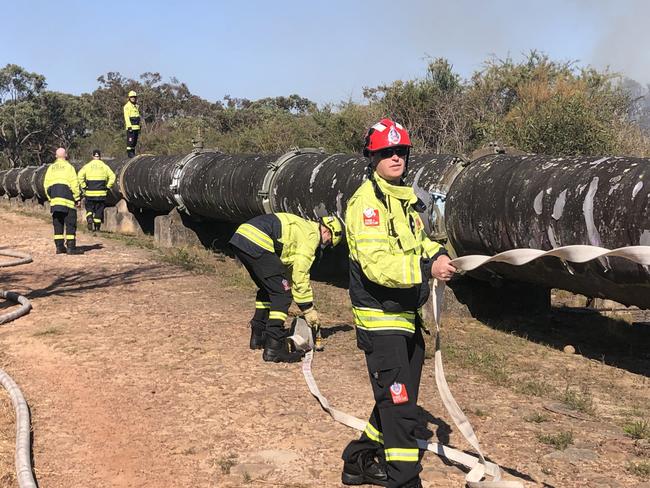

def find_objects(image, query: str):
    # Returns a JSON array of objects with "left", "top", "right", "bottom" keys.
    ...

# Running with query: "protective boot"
[
  {"left": 249, "top": 323, "right": 266, "bottom": 350},
  {"left": 94, "top": 223, "right": 101, "bottom": 232},
  {"left": 399, "top": 477, "right": 423, "bottom": 488},
  {"left": 127, "top": 150, "right": 135, "bottom": 158},
  {"left": 342, "top": 450, "right": 388, "bottom": 487},
  {"left": 55, "top": 243, "right": 66, "bottom": 255},
  {"left": 66, "top": 240, "right": 83, "bottom": 255},
  {"left": 262, "top": 337, "right": 304, "bottom": 363}
]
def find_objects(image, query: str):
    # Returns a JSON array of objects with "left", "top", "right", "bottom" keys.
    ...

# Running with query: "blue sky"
[{"left": 2, "top": 0, "right": 649, "bottom": 105}]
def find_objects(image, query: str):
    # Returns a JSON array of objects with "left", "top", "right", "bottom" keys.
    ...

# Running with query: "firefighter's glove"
[{"left": 303, "top": 307, "right": 321, "bottom": 330}]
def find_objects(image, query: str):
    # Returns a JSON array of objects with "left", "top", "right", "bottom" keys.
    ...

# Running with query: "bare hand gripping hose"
[
  {"left": 0, "top": 247, "right": 37, "bottom": 488},
  {"left": 302, "top": 245, "right": 650, "bottom": 487}
]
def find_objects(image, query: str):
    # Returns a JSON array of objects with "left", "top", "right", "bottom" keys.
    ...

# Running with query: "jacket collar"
[{"left": 373, "top": 172, "right": 417, "bottom": 204}]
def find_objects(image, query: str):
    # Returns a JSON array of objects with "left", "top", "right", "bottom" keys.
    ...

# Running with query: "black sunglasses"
[{"left": 376, "top": 147, "right": 408, "bottom": 159}]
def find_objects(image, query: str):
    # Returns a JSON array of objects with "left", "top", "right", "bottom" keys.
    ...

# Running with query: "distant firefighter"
[
  {"left": 123, "top": 90, "right": 141, "bottom": 158},
  {"left": 43, "top": 148, "right": 82, "bottom": 255},
  {"left": 78, "top": 149, "right": 116, "bottom": 232},
  {"left": 229, "top": 213, "right": 344, "bottom": 363}
]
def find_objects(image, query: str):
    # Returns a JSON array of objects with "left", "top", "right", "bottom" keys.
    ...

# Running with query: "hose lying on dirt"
[
  {"left": 0, "top": 369, "right": 37, "bottom": 488},
  {"left": 0, "top": 248, "right": 33, "bottom": 268},
  {"left": 0, "top": 291, "right": 32, "bottom": 325},
  {"left": 302, "top": 245, "right": 650, "bottom": 487},
  {"left": 0, "top": 247, "right": 36, "bottom": 488}
]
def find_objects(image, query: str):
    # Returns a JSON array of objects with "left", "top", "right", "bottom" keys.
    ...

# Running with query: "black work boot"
[
  {"left": 66, "top": 241, "right": 83, "bottom": 255},
  {"left": 87, "top": 220, "right": 93, "bottom": 231},
  {"left": 262, "top": 337, "right": 304, "bottom": 363},
  {"left": 55, "top": 243, "right": 66, "bottom": 255},
  {"left": 94, "top": 223, "right": 101, "bottom": 232},
  {"left": 249, "top": 323, "right": 266, "bottom": 350},
  {"left": 400, "top": 477, "right": 423, "bottom": 488},
  {"left": 342, "top": 450, "right": 388, "bottom": 487}
]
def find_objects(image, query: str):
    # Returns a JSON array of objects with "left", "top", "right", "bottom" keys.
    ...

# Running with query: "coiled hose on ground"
[{"left": 1, "top": 248, "right": 37, "bottom": 488}]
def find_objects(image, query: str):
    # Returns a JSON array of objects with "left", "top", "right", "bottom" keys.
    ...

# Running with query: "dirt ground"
[{"left": 1, "top": 206, "right": 649, "bottom": 488}]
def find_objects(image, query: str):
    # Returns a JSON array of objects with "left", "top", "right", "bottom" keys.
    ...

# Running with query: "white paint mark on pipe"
[
  {"left": 632, "top": 181, "right": 643, "bottom": 200},
  {"left": 533, "top": 190, "right": 544, "bottom": 215},
  {"left": 552, "top": 189, "right": 567, "bottom": 220}
]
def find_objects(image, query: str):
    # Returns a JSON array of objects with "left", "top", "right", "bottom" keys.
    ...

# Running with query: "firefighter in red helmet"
[{"left": 341, "top": 119, "right": 455, "bottom": 488}]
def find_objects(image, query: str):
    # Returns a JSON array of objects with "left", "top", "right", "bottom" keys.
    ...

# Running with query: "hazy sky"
[{"left": 2, "top": 0, "right": 649, "bottom": 105}]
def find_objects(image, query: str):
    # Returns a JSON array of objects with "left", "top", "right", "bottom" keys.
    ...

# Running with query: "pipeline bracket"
[
  {"left": 259, "top": 147, "right": 324, "bottom": 214},
  {"left": 169, "top": 148, "right": 212, "bottom": 215}
]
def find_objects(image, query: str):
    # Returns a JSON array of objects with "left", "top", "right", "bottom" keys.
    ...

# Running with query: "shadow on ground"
[{"left": 3, "top": 265, "right": 187, "bottom": 301}]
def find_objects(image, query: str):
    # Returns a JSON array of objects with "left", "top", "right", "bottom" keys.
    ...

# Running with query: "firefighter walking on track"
[
  {"left": 123, "top": 90, "right": 141, "bottom": 157},
  {"left": 341, "top": 119, "right": 456, "bottom": 488},
  {"left": 229, "top": 213, "right": 344, "bottom": 363},
  {"left": 78, "top": 149, "right": 116, "bottom": 232},
  {"left": 44, "top": 148, "right": 83, "bottom": 255}
]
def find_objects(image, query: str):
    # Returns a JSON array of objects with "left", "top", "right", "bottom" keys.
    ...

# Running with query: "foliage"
[{"left": 1, "top": 51, "right": 650, "bottom": 169}]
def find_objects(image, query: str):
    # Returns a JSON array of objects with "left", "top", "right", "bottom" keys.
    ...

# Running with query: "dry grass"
[
  {"left": 538, "top": 431, "right": 574, "bottom": 450},
  {"left": 0, "top": 388, "right": 16, "bottom": 488}
]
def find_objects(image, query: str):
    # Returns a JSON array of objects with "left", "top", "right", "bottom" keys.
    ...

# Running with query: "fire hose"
[
  {"left": 299, "top": 244, "right": 650, "bottom": 487},
  {"left": 0, "top": 248, "right": 37, "bottom": 488}
]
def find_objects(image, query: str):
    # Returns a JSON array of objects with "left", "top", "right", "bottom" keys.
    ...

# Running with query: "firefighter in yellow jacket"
[
  {"left": 229, "top": 213, "right": 344, "bottom": 363},
  {"left": 123, "top": 90, "right": 141, "bottom": 157},
  {"left": 341, "top": 119, "right": 456, "bottom": 488},
  {"left": 78, "top": 149, "right": 116, "bottom": 232},
  {"left": 43, "top": 148, "right": 83, "bottom": 255}
]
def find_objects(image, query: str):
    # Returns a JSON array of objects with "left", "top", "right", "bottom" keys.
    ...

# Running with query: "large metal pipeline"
[
  {"left": 445, "top": 154, "right": 650, "bottom": 308},
  {"left": 115, "top": 149, "right": 462, "bottom": 226},
  {"left": 2, "top": 168, "right": 22, "bottom": 198},
  {"left": 0, "top": 169, "right": 6, "bottom": 197},
  {"left": 3, "top": 148, "right": 649, "bottom": 309}
]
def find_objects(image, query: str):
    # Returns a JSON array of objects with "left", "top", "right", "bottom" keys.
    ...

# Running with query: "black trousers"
[
  {"left": 126, "top": 129, "right": 140, "bottom": 156},
  {"left": 52, "top": 209, "right": 77, "bottom": 248},
  {"left": 233, "top": 247, "right": 292, "bottom": 340},
  {"left": 342, "top": 328, "right": 426, "bottom": 488},
  {"left": 85, "top": 199, "right": 106, "bottom": 225}
]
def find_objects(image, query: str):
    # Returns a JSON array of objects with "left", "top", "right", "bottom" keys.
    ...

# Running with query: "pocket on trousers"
[{"left": 367, "top": 350, "right": 401, "bottom": 389}]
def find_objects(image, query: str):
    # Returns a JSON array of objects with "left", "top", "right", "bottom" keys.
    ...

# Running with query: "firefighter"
[
  {"left": 78, "top": 149, "right": 116, "bottom": 232},
  {"left": 229, "top": 213, "right": 344, "bottom": 363},
  {"left": 123, "top": 90, "right": 141, "bottom": 158},
  {"left": 44, "top": 148, "right": 83, "bottom": 255},
  {"left": 341, "top": 119, "right": 456, "bottom": 488}
]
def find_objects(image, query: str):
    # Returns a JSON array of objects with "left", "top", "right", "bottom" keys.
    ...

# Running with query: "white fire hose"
[
  {"left": 298, "top": 244, "right": 650, "bottom": 487},
  {"left": 0, "top": 247, "right": 37, "bottom": 488}
]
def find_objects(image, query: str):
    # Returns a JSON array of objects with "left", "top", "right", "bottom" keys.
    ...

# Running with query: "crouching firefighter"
[
  {"left": 341, "top": 119, "right": 456, "bottom": 488},
  {"left": 44, "top": 148, "right": 83, "bottom": 255},
  {"left": 229, "top": 213, "right": 344, "bottom": 363},
  {"left": 78, "top": 149, "right": 116, "bottom": 231}
]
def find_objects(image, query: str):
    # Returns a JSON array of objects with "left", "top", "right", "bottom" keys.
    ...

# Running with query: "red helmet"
[{"left": 363, "top": 118, "right": 412, "bottom": 157}]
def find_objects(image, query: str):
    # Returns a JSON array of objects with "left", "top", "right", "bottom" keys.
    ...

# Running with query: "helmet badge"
[{"left": 388, "top": 125, "right": 401, "bottom": 145}]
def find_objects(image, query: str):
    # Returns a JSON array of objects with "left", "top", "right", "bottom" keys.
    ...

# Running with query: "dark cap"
[{"left": 92, "top": 149, "right": 101, "bottom": 158}]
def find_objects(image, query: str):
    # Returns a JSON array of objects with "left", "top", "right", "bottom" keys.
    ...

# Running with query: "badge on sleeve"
[
  {"left": 281, "top": 279, "right": 291, "bottom": 291},
  {"left": 390, "top": 382, "right": 409, "bottom": 404},
  {"left": 363, "top": 208, "right": 380, "bottom": 226}
]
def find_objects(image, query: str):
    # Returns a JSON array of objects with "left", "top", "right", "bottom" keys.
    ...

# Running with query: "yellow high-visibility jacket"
[
  {"left": 345, "top": 173, "right": 445, "bottom": 335},
  {"left": 78, "top": 159, "right": 116, "bottom": 200},
  {"left": 44, "top": 158, "right": 81, "bottom": 212},
  {"left": 229, "top": 213, "right": 321, "bottom": 308},
  {"left": 123, "top": 101, "right": 141, "bottom": 130}
]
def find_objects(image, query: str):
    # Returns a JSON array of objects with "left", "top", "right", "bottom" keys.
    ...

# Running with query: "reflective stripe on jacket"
[
  {"left": 230, "top": 213, "right": 320, "bottom": 307},
  {"left": 346, "top": 174, "right": 445, "bottom": 335},
  {"left": 44, "top": 158, "right": 81, "bottom": 212},
  {"left": 123, "top": 101, "right": 141, "bottom": 130},
  {"left": 78, "top": 159, "right": 116, "bottom": 199}
]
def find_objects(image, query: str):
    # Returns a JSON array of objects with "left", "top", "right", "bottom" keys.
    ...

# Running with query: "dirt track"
[{"left": 1, "top": 207, "right": 649, "bottom": 488}]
